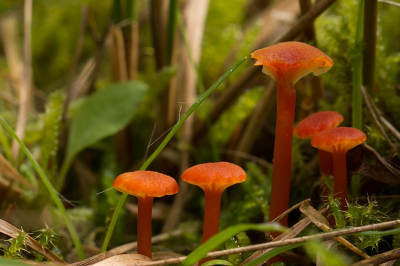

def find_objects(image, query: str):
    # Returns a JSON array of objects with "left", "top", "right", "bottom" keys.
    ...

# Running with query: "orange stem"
[
  {"left": 199, "top": 189, "right": 222, "bottom": 265},
  {"left": 137, "top": 196, "right": 154, "bottom": 259},
  {"left": 332, "top": 152, "right": 348, "bottom": 209},
  {"left": 269, "top": 78, "right": 296, "bottom": 227}
]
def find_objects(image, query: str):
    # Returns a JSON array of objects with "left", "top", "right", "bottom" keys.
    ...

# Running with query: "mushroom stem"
[
  {"left": 318, "top": 149, "right": 333, "bottom": 176},
  {"left": 202, "top": 189, "right": 222, "bottom": 243},
  {"left": 199, "top": 189, "right": 222, "bottom": 265},
  {"left": 269, "top": 78, "right": 296, "bottom": 226},
  {"left": 137, "top": 196, "right": 154, "bottom": 259},
  {"left": 332, "top": 152, "right": 348, "bottom": 209}
]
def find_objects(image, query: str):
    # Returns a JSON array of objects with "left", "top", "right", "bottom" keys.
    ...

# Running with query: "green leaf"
[
  {"left": 243, "top": 243, "right": 306, "bottom": 266},
  {"left": 0, "top": 258, "right": 33, "bottom": 266},
  {"left": 67, "top": 81, "right": 147, "bottom": 158},
  {"left": 180, "top": 223, "right": 286, "bottom": 266},
  {"left": 40, "top": 90, "right": 65, "bottom": 177},
  {"left": 201, "top": 259, "right": 234, "bottom": 266}
]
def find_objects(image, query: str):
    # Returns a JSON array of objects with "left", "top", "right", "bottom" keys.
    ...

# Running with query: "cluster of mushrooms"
[{"left": 112, "top": 41, "right": 367, "bottom": 260}]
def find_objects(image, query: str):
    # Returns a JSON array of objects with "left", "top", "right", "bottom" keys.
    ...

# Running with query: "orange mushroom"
[
  {"left": 113, "top": 171, "right": 179, "bottom": 259},
  {"left": 182, "top": 162, "right": 246, "bottom": 264},
  {"left": 311, "top": 127, "right": 366, "bottom": 208},
  {"left": 251, "top": 42, "right": 333, "bottom": 225},
  {"left": 294, "top": 111, "right": 344, "bottom": 177}
]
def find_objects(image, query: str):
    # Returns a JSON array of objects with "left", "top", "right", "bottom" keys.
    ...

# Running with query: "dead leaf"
[{"left": 91, "top": 254, "right": 151, "bottom": 266}]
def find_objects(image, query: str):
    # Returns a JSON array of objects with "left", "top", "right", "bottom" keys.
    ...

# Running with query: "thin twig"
[
  {"left": 360, "top": 85, "right": 398, "bottom": 153},
  {"left": 272, "top": 199, "right": 311, "bottom": 224},
  {"left": 11, "top": 0, "right": 32, "bottom": 161},
  {"left": 365, "top": 88, "right": 400, "bottom": 141},
  {"left": 317, "top": 223, "right": 370, "bottom": 259},
  {"left": 378, "top": 0, "right": 400, "bottom": 7},
  {"left": 352, "top": 248, "right": 400, "bottom": 266},
  {"left": 131, "top": 220, "right": 400, "bottom": 266}
]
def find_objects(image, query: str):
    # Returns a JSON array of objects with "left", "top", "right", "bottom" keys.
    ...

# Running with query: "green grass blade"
[
  {"left": 101, "top": 57, "right": 247, "bottom": 252},
  {"left": 242, "top": 243, "right": 305, "bottom": 266},
  {"left": 180, "top": 223, "right": 286, "bottom": 266},
  {"left": 201, "top": 260, "right": 234, "bottom": 266},
  {"left": 0, "top": 117, "right": 85, "bottom": 260}
]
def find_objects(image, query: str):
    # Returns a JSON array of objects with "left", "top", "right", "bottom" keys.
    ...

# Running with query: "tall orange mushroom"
[
  {"left": 311, "top": 127, "right": 366, "bottom": 208},
  {"left": 294, "top": 111, "right": 344, "bottom": 177},
  {"left": 182, "top": 162, "right": 246, "bottom": 264},
  {"left": 113, "top": 171, "right": 179, "bottom": 259},
  {"left": 251, "top": 42, "right": 333, "bottom": 225}
]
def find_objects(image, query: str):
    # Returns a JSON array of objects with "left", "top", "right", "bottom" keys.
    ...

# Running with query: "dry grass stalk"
[
  {"left": 162, "top": 0, "right": 210, "bottom": 233},
  {"left": 11, "top": 0, "right": 33, "bottom": 162}
]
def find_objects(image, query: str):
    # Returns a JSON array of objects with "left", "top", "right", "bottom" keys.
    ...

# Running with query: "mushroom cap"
[
  {"left": 251, "top": 42, "right": 333, "bottom": 83},
  {"left": 293, "top": 111, "right": 344, "bottom": 139},
  {"left": 113, "top": 171, "right": 179, "bottom": 198},
  {"left": 311, "top": 127, "right": 367, "bottom": 154},
  {"left": 181, "top": 162, "right": 247, "bottom": 192}
]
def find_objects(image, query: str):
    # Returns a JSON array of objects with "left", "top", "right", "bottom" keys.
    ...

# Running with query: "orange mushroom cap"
[
  {"left": 251, "top": 42, "right": 333, "bottom": 83},
  {"left": 311, "top": 127, "right": 367, "bottom": 154},
  {"left": 113, "top": 171, "right": 179, "bottom": 198},
  {"left": 182, "top": 162, "right": 247, "bottom": 192},
  {"left": 293, "top": 111, "right": 344, "bottom": 139}
]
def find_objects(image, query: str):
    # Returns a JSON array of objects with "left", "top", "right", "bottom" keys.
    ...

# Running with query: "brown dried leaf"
[
  {"left": 299, "top": 201, "right": 330, "bottom": 227},
  {"left": 91, "top": 254, "right": 151, "bottom": 266},
  {"left": 0, "top": 153, "right": 32, "bottom": 188},
  {"left": 0, "top": 219, "right": 66, "bottom": 264}
]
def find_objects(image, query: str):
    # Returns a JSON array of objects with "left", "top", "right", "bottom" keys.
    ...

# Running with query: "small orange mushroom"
[
  {"left": 251, "top": 42, "right": 333, "bottom": 225},
  {"left": 294, "top": 111, "right": 344, "bottom": 177},
  {"left": 182, "top": 162, "right": 246, "bottom": 264},
  {"left": 311, "top": 127, "right": 366, "bottom": 208},
  {"left": 113, "top": 171, "right": 179, "bottom": 259}
]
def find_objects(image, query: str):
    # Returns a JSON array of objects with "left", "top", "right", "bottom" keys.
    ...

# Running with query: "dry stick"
[
  {"left": 69, "top": 229, "right": 187, "bottom": 266},
  {"left": 222, "top": 149, "right": 273, "bottom": 170},
  {"left": 134, "top": 220, "right": 400, "bottom": 266},
  {"left": 360, "top": 85, "right": 398, "bottom": 153},
  {"left": 241, "top": 200, "right": 327, "bottom": 265},
  {"left": 352, "top": 248, "right": 400, "bottom": 266},
  {"left": 129, "top": 21, "right": 139, "bottom": 80},
  {"left": 378, "top": 0, "right": 400, "bottom": 7},
  {"left": 364, "top": 88, "right": 400, "bottom": 142},
  {"left": 111, "top": 27, "right": 128, "bottom": 81},
  {"left": 316, "top": 223, "right": 370, "bottom": 259},
  {"left": 11, "top": 0, "right": 32, "bottom": 162},
  {"left": 193, "top": 0, "right": 337, "bottom": 141}
]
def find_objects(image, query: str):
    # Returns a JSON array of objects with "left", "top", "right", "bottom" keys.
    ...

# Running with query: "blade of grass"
[
  {"left": 101, "top": 57, "right": 247, "bottom": 252},
  {"left": 0, "top": 117, "right": 85, "bottom": 260},
  {"left": 180, "top": 223, "right": 286, "bottom": 266},
  {"left": 351, "top": 0, "right": 364, "bottom": 197},
  {"left": 242, "top": 243, "right": 306, "bottom": 266},
  {"left": 0, "top": 127, "right": 12, "bottom": 162}
]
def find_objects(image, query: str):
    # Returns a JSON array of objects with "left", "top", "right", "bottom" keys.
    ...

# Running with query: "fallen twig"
[{"left": 132, "top": 219, "right": 400, "bottom": 266}]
